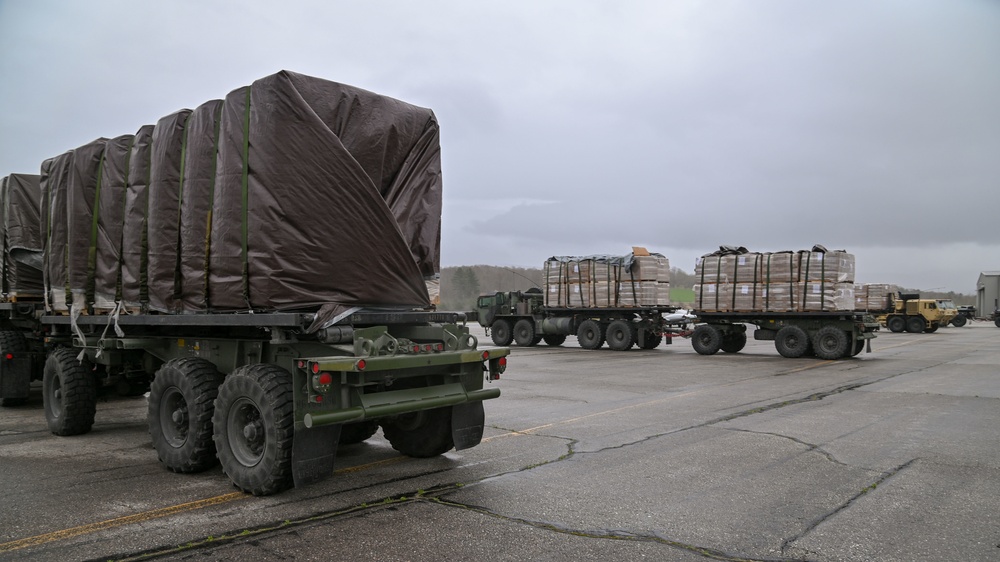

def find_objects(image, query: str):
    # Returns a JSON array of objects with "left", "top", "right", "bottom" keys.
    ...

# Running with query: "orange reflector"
[{"left": 318, "top": 372, "right": 333, "bottom": 386}]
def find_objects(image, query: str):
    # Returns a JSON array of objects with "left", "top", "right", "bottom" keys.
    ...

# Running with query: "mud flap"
[
  {"left": 0, "top": 356, "right": 32, "bottom": 401},
  {"left": 451, "top": 401, "right": 485, "bottom": 451},
  {"left": 292, "top": 424, "right": 341, "bottom": 488}
]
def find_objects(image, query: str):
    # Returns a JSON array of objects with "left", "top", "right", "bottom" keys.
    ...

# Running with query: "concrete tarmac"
[{"left": 1, "top": 322, "right": 997, "bottom": 561}]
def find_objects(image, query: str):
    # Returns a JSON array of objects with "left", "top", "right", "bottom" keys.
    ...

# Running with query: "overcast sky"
[{"left": 1, "top": 1, "right": 997, "bottom": 293}]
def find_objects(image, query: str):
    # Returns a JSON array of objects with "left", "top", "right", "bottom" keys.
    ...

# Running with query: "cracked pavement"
[{"left": 2, "top": 324, "right": 998, "bottom": 561}]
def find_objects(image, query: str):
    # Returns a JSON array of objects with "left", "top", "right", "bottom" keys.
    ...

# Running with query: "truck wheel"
[
  {"left": 691, "top": 325, "right": 722, "bottom": 355},
  {"left": 720, "top": 331, "right": 747, "bottom": 353},
  {"left": 775, "top": 326, "right": 810, "bottom": 358},
  {"left": 995, "top": 317, "right": 1000, "bottom": 328},
  {"left": 43, "top": 347, "right": 97, "bottom": 436},
  {"left": 542, "top": 334, "right": 567, "bottom": 346},
  {"left": 851, "top": 339, "right": 865, "bottom": 356},
  {"left": 513, "top": 319, "right": 537, "bottom": 347},
  {"left": 606, "top": 320, "right": 635, "bottom": 351},
  {"left": 905, "top": 317, "right": 926, "bottom": 333},
  {"left": 925, "top": 324, "right": 938, "bottom": 333},
  {"left": 577, "top": 320, "right": 605, "bottom": 349},
  {"left": 491, "top": 319, "right": 513, "bottom": 346},
  {"left": 148, "top": 358, "right": 224, "bottom": 473},
  {"left": 639, "top": 330, "right": 662, "bottom": 349},
  {"left": 213, "top": 364, "right": 295, "bottom": 496},
  {"left": 0, "top": 330, "right": 29, "bottom": 407},
  {"left": 339, "top": 420, "right": 379, "bottom": 445},
  {"left": 886, "top": 316, "right": 905, "bottom": 333},
  {"left": 381, "top": 406, "right": 454, "bottom": 457},
  {"left": 812, "top": 327, "right": 849, "bottom": 360},
  {"left": 951, "top": 315, "right": 967, "bottom": 327}
]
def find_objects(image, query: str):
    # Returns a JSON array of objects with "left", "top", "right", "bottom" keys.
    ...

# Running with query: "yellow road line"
[{"left": 0, "top": 492, "right": 246, "bottom": 553}]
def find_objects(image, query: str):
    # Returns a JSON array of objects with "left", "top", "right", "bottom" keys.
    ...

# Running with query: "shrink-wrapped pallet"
[
  {"left": 1, "top": 173, "right": 44, "bottom": 299},
  {"left": 632, "top": 255, "right": 670, "bottom": 281},
  {"left": 760, "top": 251, "right": 797, "bottom": 284},
  {"left": 545, "top": 251, "right": 671, "bottom": 307},
  {"left": 121, "top": 125, "right": 155, "bottom": 307},
  {"left": 798, "top": 249, "right": 855, "bottom": 283},
  {"left": 147, "top": 109, "right": 193, "bottom": 312},
  {"left": 94, "top": 135, "right": 135, "bottom": 309},
  {"left": 797, "top": 282, "right": 855, "bottom": 312},
  {"left": 854, "top": 283, "right": 897, "bottom": 311},
  {"left": 758, "top": 283, "right": 795, "bottom": 312}
]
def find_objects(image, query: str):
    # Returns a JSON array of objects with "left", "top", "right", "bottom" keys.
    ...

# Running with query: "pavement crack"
[
  {"left": 721, "top": 428, "right": 851, "bottom": 468},
  {"left": 779, "top": 458, "right": 918, "bottom": 556},
  {"left": 425, "top": 496, "right": 803, "bottom": 562}
]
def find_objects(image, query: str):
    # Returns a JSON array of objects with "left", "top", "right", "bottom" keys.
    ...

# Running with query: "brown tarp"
[
  {"left": 94, "top": 134, "right": 135, "bottom": 307},
  {"left": 121, "top": 125, "right": 154, "bottom": 307},
  {"left": 178, "top": 100, "right": 223, "bottom": 311},
  {"left": 147, "top": 110, "right": 193, "bottom": 312},
  {"left": 65, "top": 139, "right": 107, "bottom": 306},
  {"left": 2, "top": 173, "right": 44, "bottom": 297},
  {"left": 210, "top": 71, "right": 441, "bottom": 318},
  {"left": 44, "top": 151, "right": 74, "bottom": 310}
]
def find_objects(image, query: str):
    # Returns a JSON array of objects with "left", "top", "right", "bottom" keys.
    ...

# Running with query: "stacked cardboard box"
[
  {"left": 854, "top": 283, "right": 898, "bottom": 312},
  {"left": 694, "top": 246, "right": 855, "bottom": 312},
  {"left": 544, "top": 248, "right": 670, "bottom": 308}
]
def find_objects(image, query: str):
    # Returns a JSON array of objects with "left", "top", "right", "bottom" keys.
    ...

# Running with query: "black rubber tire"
[
  {"left": 606, "top": 320, "right": 635, "bottom": 351},
  {"left": 491, "top": 319, "right": 513, "bottom": 346},
  {"left": 906, "top": 316, "right": 926, "bottom": 334},
  {"left": 720, "top": 331, "right": 747, "bottom": 354},
  {"left": 812, "top": 326, "right": 849, "bottom": 360},
  {"left": 513, "top": 319, "right": 537, "bottom": 347},
  {"left": 639, "top": 330, "right": 662, "bottom": 350},
  {"left": 925, "top": 324, "right": 939, "bottom": 333},
  {"left": 381, "top": 406, "right": 454, "bottom": 458},
  {"left": 886, "top": 316, "right": 905, "bottom": 333},
  {"left": 213, "top": 364, "right": 295, "bottom": 496},
  {"left": 851, "top": 339, "right": 865, "bottom": 357},
  {"left": 339, "top": 420, "right": 380, "bottom": 445},
  {"left": 775, "top": 326, "right": 810, "bottom": 358},
  {"left": 995, "top": 316, "right": 1000, "bottom": 328},
  {"left": 43, "top": 347, "right": 97, "bottom": 436},
  {"left": 691, "top": 325, "right": 722, "bottom": 355},
  {"left": 0, "top": 330, "right": 29, "bottom": 407},
  {"left": 148, "top": 357, "right": 224, "bottom": 473},
  {"left": 542, "top": 334, "right": 567, "bottom": 346},
  {"left": 951, "top": 315, "right": 967, "bottom": 327},
  {"left": 577, "top": 320, "right": 605, "bottom": 350}
]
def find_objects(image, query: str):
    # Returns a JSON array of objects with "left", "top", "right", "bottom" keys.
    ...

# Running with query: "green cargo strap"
[{"left": 241, "top": 87, "right": 251, "bottom": 308}]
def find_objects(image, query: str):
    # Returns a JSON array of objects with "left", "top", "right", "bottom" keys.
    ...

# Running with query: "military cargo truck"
[
  {"left": 0, "top": 71, "right": 509, "bottom": 496},
  {"left": 878, "top": 293, "right": 956, "bottom": 333},
  {"left": 475, "top": 251, "right": 683, "bottom": 351}
]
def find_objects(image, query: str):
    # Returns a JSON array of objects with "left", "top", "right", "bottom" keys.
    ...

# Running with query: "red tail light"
[
  {"left": 482, "top": 351, "right": 490, "bottom": 360},
  {"left": 355, "top": 359, "right": 367, "bottom": 371},
  {"left": 317, "top": 372, "right": 333, "bottom": 385},
  {"left": 311, "top": 363, "right": 320, "bottom": 374},
  {"left": 4, "top": 353, "right": 12, "bottom": 360}
]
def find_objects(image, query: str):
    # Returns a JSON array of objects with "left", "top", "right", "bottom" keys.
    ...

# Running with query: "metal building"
[{"left": 976, "top": 271, "right": 1000, "bottom": 315}]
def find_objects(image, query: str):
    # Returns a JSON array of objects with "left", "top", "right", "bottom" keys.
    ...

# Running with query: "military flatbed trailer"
[
  {"left": 0, "top": 307, "right": 508, "bottom": 495},
  {"left": 689, "top": 311, "right": 879, "bottom": 360}
]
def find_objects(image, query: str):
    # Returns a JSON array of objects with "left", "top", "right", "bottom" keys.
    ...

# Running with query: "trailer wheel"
[
  {"left": 513, "top": 319, "right": 537, "bottom": 347},
  {"left": 381, "top": 406, "right": 454, "bottom": 457},
  {"left": 43, "top": 347, "right": 97, "bottom": 436},
  {"left": 542, "top": 334, "right": 567, "bottom": 346},
  {"left": 606, "top": 320, "right": 635, "bottom": 351},
  {"left": 925, "top": 324, "right": 938, "bottom": 333},
  {"left": 339, "top": 420, "right": 379, "bottom": 445},
  {"left": 148, "top": 358, "right": 224, "bottom": 473},
  {"left": 886, "top": 316, "right": 905, "bottom": 333},
  {"left": 577, "top": 320, "right": 605, "bottom": 350},
  {"left": 720, "top": 331, "right": 747, "bottom": 353},
  {"left": 0, "top": 330, "right": 29, "bottom": 407},
  {"left": 213, "top": 364, "right": 294, "bottom": 496},
  {"left": 491, "top": 319, "right": 514, "bottom": 346},
  {"left": 905, "top": 316, "right": 926, "bottom": 333},
  {"left": 691, "top": 325, "right": 722, "bottom": 355},
  {"left": 851, "top": 339, "right": 865, "bottom": 356},
  {"left": 951, "top": 315, "right": 967, "bottom": 327},
  {"left": 775, "top": 326, "right": 810, "bottom": 358},
  {"left": 639, "top": 330, "right": 662, "bottom": 349},
  {"left": 812, "top": 327, "right": 849, "bottom": 360}
]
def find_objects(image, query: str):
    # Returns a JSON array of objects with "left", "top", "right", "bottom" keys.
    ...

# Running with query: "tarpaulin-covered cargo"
[
  {"left": 94, "top": 134, "right": 136, "bottom": 308},
  {"left": 43, "top": 151, "right": 75, "bottom": 311},
  {"left": 1, "top": 173, "right": 44, "bottom": 298},
  {"left": 178, "top": 100, "right": 223, "bottom": 312},
  {"left": 543, "top": 249, "right": 670, "bottom": 308},
  {"left": 121, "top": 125, "right": 154, "bottom": 307},
  {"left": 210, "top": 71, "right": 440, "bottom": 320},
  {"left": 694, "top": 245, "right": 856, "bottom": 313},
  {"left": 65, "top": 138, "right": 107, "bottom": 308},
  {"left": 147, "top": 109, "right": 193, "bottom": 312}
]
